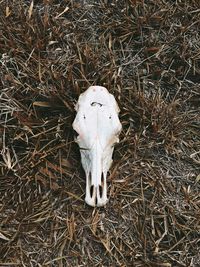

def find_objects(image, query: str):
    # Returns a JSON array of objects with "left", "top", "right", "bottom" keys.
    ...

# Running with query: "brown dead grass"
[{"left": 0, "top": 0, "right": 200, "bottom": 266}]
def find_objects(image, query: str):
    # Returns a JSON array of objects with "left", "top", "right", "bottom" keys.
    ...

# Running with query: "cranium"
[{"left": 72, "top": 86, "right": 122, "bottom": 207}]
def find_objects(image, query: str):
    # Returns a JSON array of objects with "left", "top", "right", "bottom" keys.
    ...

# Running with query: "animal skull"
[{"left": 72, "top": 86, "right": 122, "bottom": 207}]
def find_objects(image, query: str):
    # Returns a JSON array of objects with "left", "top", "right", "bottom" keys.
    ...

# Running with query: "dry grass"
[{"left": 0, "top": 0, "right": 200, "bottom": 266}]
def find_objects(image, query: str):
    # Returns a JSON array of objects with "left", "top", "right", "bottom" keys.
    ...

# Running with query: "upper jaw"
[{"left": 81, "top": 143, "right": 109, "bottom": 207}]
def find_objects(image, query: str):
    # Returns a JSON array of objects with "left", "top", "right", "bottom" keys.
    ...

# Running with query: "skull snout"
[{"left": 85, "top": 172, "right": 108, "bottom": 207}]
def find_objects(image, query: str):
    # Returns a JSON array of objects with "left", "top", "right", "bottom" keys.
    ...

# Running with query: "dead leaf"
[
  {"left": 28, "top": 1, "right": 34, "bottom": 19},
  {"left": 196, "top": 174, "right": 200, "bottom": 182},
  {"left": 33, "top": 101, "right": 51, "bottom": 107},
  {"left": 6, "top": 6, "right": 11, "bottom": 17},
  {"left": 0, "top": 232, "right": 10, "bottom": 241},
  {"left": 55, "top": 6, "right": 69, "bottom": 19}
]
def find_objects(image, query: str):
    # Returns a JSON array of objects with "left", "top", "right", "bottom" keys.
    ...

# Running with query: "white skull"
[{"left": 72, "top": 86, "right": 122, "bottom": 207}]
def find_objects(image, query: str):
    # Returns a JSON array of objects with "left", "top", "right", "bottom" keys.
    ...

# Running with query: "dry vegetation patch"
[{"left": 0, "top": 0, "right": 200, "bottom": 266}]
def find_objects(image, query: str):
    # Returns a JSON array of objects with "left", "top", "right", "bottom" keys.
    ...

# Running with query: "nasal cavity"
[
  {"left": 99, "top": 173, "right": 104, "bottom": 198},
  {"left": 90, "top": 185, "right": 94, "bottom": 198},
  {"left": 89, "top": 172, "right": 92, "bottom": 186},
  {"left": 99, "top": 185, "right": 103, "bottom": 198},
  {"left": 101, "top": 173, "right": 104, "bottom": 186}
]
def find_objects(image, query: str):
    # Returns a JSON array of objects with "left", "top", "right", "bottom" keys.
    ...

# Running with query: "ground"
[{"left": 0, "top": 1, "right": 200, "bottom": 266}]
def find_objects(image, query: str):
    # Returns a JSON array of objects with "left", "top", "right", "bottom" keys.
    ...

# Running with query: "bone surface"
[{"left": 72, "top": 86, "right": 122, "bottom": 207}]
